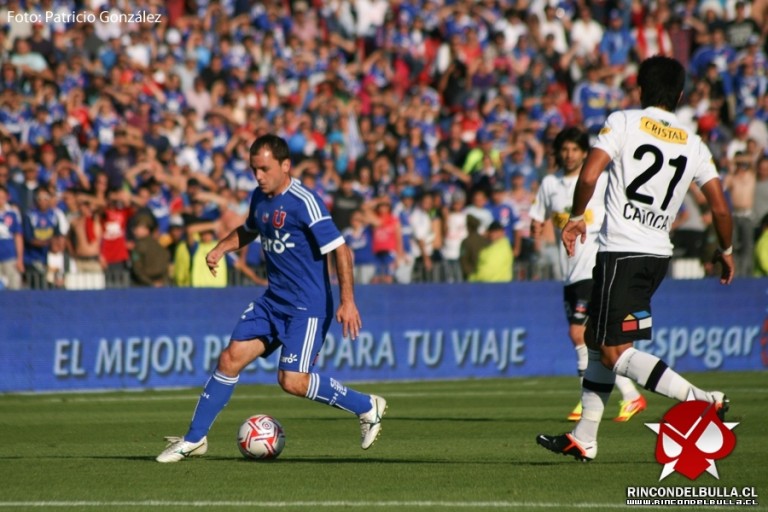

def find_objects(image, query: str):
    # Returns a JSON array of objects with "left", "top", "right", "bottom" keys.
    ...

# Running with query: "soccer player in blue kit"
[{"left": 157, "top": 135, "right": 387, "bottom": 463}]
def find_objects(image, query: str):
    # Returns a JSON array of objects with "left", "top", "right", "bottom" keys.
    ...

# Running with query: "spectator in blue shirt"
[
  {"left": 599, "top": 10, "right": 635, "bottom": 74},
  {"left": 0, "top": 185, "right": 24, "bottom": 290},
  {"left": 690, "top": 26, "right": 736, "bottom": 78},
  {"left": 343, "top": 207, "right": 376, "bottom": 285},
  {"left": 23, "top": 186, "right": 60, "bottom": 288}
]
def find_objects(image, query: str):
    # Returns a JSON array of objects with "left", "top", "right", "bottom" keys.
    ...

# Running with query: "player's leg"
[
  {"left": 563, "top": 280, "right": 592, "bottom": 421},
  {"left": 569, "top": 325, "right": 589, "bottom": 377},
  {"left": 568, "top": 278, "right": 645, "bottom": 420},
  {"left": 156, "top": 299, "right": 273, "bottom": 463},
  {"left": 564, "top": 281, "right": 590, "bottom": 421},
  {"left": 596, "top": 254, "right": 727, "bottom": 411},
  {"left": 606, "top": 343, "right": 727, "bottom": 408},
  {"left": 538, "top": 253, "right": 650, "bottom": 460},
  {"left": 613, "top": 375, "right": 646, "bottom": 422},
  {"left": 536, "top": 344, "right": 606, "bottom": 461},
  {"left": 156, "top": 339, "right": 268, "bottom": 463},
  {"left": 278, "top": 369, "right": 377, "bottom": 414},
  {"left": 277, "top": 314, "right": 387, "bottom": 449},
  {"left": 185, "top": 337, "right": 268, "bottom": 441}
]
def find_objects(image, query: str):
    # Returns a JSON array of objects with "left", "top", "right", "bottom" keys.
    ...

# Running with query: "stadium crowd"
[{"left": 0, "top": 0, "right": 767, "bottom": 290}]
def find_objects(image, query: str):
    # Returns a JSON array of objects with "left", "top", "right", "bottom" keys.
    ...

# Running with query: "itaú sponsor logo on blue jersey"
[{"left": 263, "top": 230, "right": 296, "bottom": 254}]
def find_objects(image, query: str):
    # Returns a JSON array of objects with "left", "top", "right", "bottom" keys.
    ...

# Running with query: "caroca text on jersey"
[{"left": 623, "top": 202, "right": 671, "bottom": 231}]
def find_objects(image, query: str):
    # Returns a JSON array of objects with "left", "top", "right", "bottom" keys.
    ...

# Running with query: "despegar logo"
[{"left": 646, "top": 392, "right": 738, "bottom": 481}]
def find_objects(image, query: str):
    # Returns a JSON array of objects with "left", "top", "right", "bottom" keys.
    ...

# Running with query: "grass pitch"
[{"left": 1, "top": 372, "right": 766, "bottom": 511}]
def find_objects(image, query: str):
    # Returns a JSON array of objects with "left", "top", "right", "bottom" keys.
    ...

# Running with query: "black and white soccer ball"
[{"left": 237, "top": 414, "right": 286, "bottom": 460}]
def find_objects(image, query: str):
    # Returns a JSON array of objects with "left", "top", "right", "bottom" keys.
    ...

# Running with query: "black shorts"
[
  {"left": 563, "top": 279, "right": 592, "bottom": 326},
  {"left": 585, "top": 252, "right": 670, "bottom": 347}
]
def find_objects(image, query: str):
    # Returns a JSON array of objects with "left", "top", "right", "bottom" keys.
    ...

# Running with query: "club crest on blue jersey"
[{"left": 272, "top": 210, "right": 286, "bottom": 229}]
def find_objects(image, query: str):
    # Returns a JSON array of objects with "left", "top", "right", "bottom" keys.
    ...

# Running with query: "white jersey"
[
  {"left": 594, "top": 107, "right": 719, "bottom": 256},
  {"left": 530, "top": 171, "right": 608, "bottom": 285}
]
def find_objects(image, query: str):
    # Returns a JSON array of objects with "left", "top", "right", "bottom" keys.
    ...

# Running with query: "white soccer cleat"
[
  {"left": 156, "top": 436, "right": 208, "bottom": 463},
  {"left": 359, "top": 395, "right": 387, "bottom": 450}
]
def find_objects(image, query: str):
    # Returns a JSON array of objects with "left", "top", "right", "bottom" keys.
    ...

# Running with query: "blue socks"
[
  {"left": 185, "top": 371, "right": 371, "bottom": 443},
  {"left": 306, "top": 373, "right": 372, "bottom": 415},
  {"left": 185, "top": 371, "right": 239, "bottom": 443}
]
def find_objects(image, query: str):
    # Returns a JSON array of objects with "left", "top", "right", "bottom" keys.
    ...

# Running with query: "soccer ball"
[{"left": 237, "top": 414, "right": 286, "bottom": 460}]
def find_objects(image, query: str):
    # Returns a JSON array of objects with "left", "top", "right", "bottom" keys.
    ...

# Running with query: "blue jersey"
[
  {"left": 573, "top": 80, "right": 611, "bottom": 133},
  {"left": 343, "top": 225, "right": 375, "bottom": 265},
  {"left": 490, "top": 203, "right": 520, "bottom": 243},
  {"left": 0, "top": 205, "right": 22, "bottom": 262},
  {"left": 244, "top": 178, "right": 345, "bottom": 316},
  {"left": 147, "top": 190, "right": 172, "bottom": 234},
  {"left": 23, "top": 208, "right": 60, "bottom": 264}
]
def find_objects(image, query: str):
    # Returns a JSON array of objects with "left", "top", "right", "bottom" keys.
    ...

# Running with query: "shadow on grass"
[
  {"left": 0, "top": 455, "right": 658, "bottom": 466},
  {"left": 306, "top": 416, "right": 546, "bottom": 422}
]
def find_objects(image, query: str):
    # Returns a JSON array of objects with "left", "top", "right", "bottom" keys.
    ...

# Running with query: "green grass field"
[{"left": 1, "top": 372, "right": 766, "bottom": 511}]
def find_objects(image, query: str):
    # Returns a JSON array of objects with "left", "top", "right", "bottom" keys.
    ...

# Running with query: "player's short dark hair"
[
  {"left": 638, "top": 56, "right": 685, "bottom": 111},
  {"left": 250, "top": 134, "right": 290, "bottom": 164},
  {"left": 553, "top": 127, "right": 589, "bottom": 155}
]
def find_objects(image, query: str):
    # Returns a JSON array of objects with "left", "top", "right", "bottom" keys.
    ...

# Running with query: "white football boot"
[
  {"left": 359, "top": 395, "right": 387, "bottom": 449},
  {"left": 156, "top": 436, "right": 208, "bottom": 463}
]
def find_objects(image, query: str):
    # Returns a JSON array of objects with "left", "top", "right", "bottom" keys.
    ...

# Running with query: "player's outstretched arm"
[
  {"left": 333, "top": 244, "right": 362, "bottom": 340},
  {"left": 206, "top": 225, "right": 258, "bottom": 276},
  {"left": 700, "top": 178, "right": 735, "bottom": 285}
]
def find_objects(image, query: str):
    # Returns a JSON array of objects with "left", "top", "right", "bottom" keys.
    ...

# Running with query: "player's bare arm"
[
  {"left": 333, "top": 244, "right": 362, "bottom": 340},
  {"left": 700, "top": 178, "right": 735, "bottom": 285},
  {"left": 562, "top": 148, "right": 611, "bottom": 256},
  {"left": 206, "top": 225, "right": 259, "bottom": 276}
]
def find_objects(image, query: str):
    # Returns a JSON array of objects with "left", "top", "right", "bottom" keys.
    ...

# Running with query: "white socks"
[
  {"left": 615, "top": 375, "right": 641, "bottom": 401},
  {"left": 573, "top": 349, "right": 615, "bottom": 443},
  {"left": 574, "top": 344, "right": 588, "bottom": 377},
  {"left": 613, "top": 347, "right": 708, "bottom": 401}
]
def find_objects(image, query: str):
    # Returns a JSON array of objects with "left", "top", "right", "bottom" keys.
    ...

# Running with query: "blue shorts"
[
  {"left": 230, "top": 297, "right": 332, "bottom": 372},
  {"left": 374, "top": 251, "right": 395, "bottom": 277}
]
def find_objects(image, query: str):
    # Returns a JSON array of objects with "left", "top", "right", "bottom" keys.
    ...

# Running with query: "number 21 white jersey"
[{"left": 593, "top": 106, "right": 719, "bottom": 256}]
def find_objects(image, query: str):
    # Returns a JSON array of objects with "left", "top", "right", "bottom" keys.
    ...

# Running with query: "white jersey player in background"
[
  {"left": 530, "top": 127, "right": 645, "bottom": 423},
  {"left": 537, "top": 56, "right": 734, "bottom": 462}
]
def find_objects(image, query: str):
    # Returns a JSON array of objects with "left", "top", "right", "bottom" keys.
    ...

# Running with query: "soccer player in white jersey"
[
  {"left": 537, "top": 56, "right": 734, "bottom": 461},
  {"left": 530, "top": 127, "right": 646, "bottom": 423},
  {"left": 157, "top": 135, "right": 387, "bottom": 463}
]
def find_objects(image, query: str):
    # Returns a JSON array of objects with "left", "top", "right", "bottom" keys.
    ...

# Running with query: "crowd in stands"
[{"left": 0, "top": 0, "right": 767, "bottom": 290}]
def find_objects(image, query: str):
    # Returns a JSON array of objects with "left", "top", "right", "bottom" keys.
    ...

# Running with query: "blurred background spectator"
[{"left": 0, "top": 0, "right": 766, "bottom": 289}]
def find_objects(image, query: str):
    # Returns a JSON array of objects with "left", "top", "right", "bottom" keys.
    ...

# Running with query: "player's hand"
[
  {"left": 206, "top": 249, "right": 223, "bottom": 276},
  {"left": 336, "top": 301, "right": 362, "bottom": 340},
  {"left": 712, "top": 249, "right": 735, "bottom": 285},
  {"left": 561, "top": 219, "right": 587, "bottom": 257}
]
